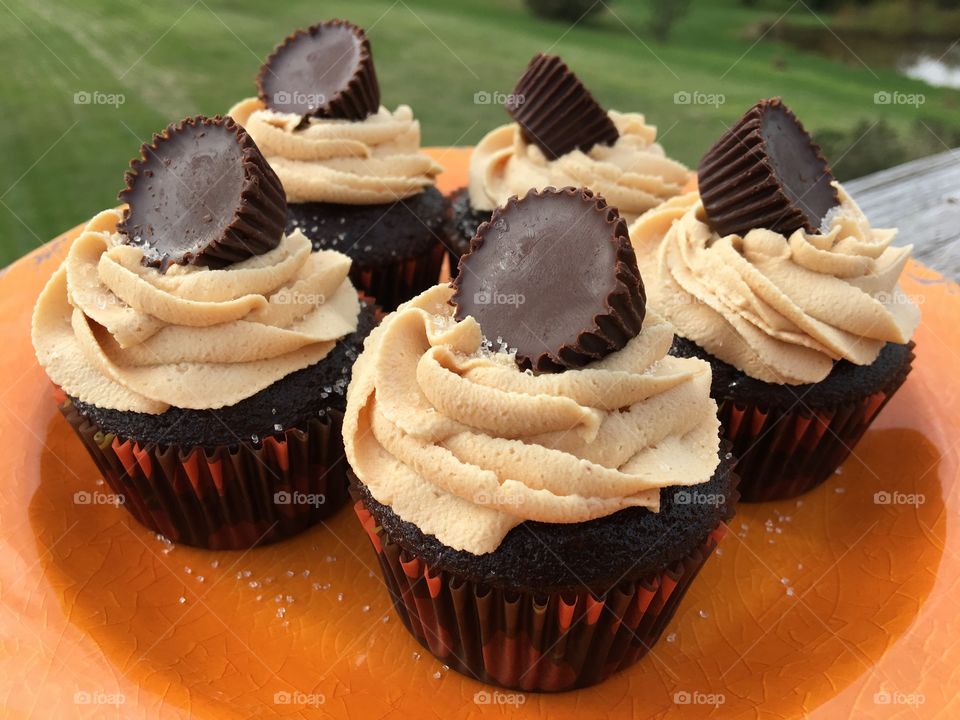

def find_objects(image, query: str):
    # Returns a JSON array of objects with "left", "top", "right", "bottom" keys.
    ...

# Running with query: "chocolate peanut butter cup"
[
  {"left": 118, "top": 115, "right": 287, "bottom": 270},
  {"left": 257, "top": 20, "right": 380, "bottom": 122},
  {"left": 698, "top": 97, "right": 839, "bottom": 237},
  {"left": 506, "top": 53, "right": 619, "bottom": 160},
  {"left": 451, "top": 186, "right": 645, "bottom": 373}
]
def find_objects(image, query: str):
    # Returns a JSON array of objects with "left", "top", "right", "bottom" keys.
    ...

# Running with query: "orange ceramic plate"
[{"left": 1, "top": 148, "right": 959, "bottom": 719}]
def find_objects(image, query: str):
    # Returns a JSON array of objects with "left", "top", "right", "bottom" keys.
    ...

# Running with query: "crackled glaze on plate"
[{"left": 0, "top": 148, "right": 958, "bottom": 719}]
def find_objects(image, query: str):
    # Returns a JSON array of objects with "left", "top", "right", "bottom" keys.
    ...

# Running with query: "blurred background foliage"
[{"left": 1, "top": 0, "right": 957, "bottom": 264}]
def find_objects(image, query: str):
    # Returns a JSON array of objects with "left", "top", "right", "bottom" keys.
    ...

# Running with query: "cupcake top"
[
  {"left": 630, "top": 99, "right": 920, "bottom": 385},
  {"left": 32, "top": 116, "right": 361, "bottom": 414},
  {"left": 229, "top": 20, "right": 442, "bottom": 205},
  {"left": 468, "top": 54, "right": 689, "bottom": 223},
  {"left": 343, "top": 188, "right": 720, "bottom": 555}
]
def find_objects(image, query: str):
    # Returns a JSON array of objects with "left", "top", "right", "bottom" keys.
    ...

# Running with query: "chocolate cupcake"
[
  {"left": 343, "top": 187, "right": 737, "bottom": 691},
  {"left": 448, "top": 52, "right": 691, "bottom": 271},
  {"left": 31, "top": 115, "right": 377, "bottom": 549},
  {"left": 629, "top": 98, "right": 920, "bottom": 502},
  {"left": 228, "top": 20, "right": 448, "bottom": 311}
]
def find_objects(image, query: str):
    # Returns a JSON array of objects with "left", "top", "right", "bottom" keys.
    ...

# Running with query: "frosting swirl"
[
  {"left": 629, "top": 184, "right": 920, "bottom": 385},
  {"left": 32, "top": 209, "right": 360, "bottom": 413},
  {"left": 342, "top": 285, "right": 720, "bottom": 555},
  {"left": 468, "top": 112, "right": 690, "bottom": 223},
  {"left": 228, "top": 98, "right": 443, "bottom": 204}
]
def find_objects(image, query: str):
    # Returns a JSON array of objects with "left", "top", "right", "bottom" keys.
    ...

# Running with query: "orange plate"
[{"left": 1, "top": 148, "right": 959, "bottom": 719}]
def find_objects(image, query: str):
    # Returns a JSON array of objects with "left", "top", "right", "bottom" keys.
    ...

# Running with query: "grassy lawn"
[{"left": 1, "top": 0, "right": 956, "bottom": 265}]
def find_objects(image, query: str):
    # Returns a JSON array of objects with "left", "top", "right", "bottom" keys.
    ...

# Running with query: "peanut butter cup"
[
  {"left": 698, "top": 97, "right": 839, "bottom": 237},
  {"left": 506, "top": 53, "right": 619, "bottom": 160},
  {"left": 451, "top": 186, "right": 645, "bottom": 373},
  {"left": 257, "top": 19, "right": 380, "bottom": 121},
  {"left": 118, "top": 115, "right": 287, "bottom": 269}
]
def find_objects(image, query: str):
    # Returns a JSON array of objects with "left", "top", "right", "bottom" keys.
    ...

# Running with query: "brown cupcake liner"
[
  {"left": 351, "top": 494, "right": 727, "bottom": 692},
  {"left": 508, "top": 53, "right": 619, "bottom": 160},
  {"left": 719, "top": 343, "right": 915, "bottom": 502},
  {"left": 58, "top": 396, "right": 350, "bottom": 550},
  {"left": 697, "top": 98, "right": 837, "bottom": 238},
  {"left": 351, "top": 240, "right": 445, "bottom": 312}
]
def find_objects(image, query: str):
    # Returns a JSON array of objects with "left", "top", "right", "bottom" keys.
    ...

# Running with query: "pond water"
[
  {"left": 901, "top": 52, "right": 960, "bottom": 89},
  {"left": 772, "top": 24, "right": 960, "bottom": 89}
]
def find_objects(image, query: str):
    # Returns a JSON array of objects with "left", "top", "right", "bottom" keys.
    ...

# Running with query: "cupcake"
[
  {"left": 31, "top": 115, "right": 377, "bottom": 549},
  {"left": 228, "top": 20, "right": 448, "bottom": 311},
  {"left": 343, "top": 187, "right": 737, "bottom": 691},
  {"left": 629, "top": 98, "right": 920, "bottom": 502},
  {"left": 448, "top": 52, "right": 691, "bottom": 269}
]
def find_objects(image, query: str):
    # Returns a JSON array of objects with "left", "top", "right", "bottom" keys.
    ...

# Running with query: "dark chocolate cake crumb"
[
  {"left": 353, "top": 445, "right": 737, "bottom": 594},
  {"left": 286, "top": 186, "right": 449, "bottom": 266},
  {"left": 71, "top": 303, "right": 378, "bottom": 449},
  {"left": 670, "top": 335, "right": 914, "bottom": 408}
]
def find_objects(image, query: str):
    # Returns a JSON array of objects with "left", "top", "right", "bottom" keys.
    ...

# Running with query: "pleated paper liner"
[
  {"left": 351, "top": 240, "right": 445, "bottom": 312},
  {"left": 719, "top": 342, "right": 915, "bottom": 503},
  {"left": 57, "top": 394, "right": 350, "bottom": 550},
  {"left": 351, "top": 488, "right": 729, "bottom": 692}
]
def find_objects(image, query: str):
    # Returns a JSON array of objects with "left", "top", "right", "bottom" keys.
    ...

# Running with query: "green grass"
[{"left": 1, "top": 0, "right": 957, "bottom": 265}]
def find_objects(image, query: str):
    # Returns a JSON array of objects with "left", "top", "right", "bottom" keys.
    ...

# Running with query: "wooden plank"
[{"left": 846, "top": 148, "right": 960, "bottom": 280}]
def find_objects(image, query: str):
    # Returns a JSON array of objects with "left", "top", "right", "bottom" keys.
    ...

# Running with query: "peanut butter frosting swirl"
[
  {"left": 228, "top": 98, "right": 443, "bottom": 204},
  {"left": 629, "top": 184, "right": 920, "bottom": 385},
  {"left": 32, "top": 209, "right": 360, "bottom": 414},
  {"left": 343, "top": 285, "right": 720, "bottom": 555},
  {"left": 467, "top": 112, "right": 690, "bottom": 223}
]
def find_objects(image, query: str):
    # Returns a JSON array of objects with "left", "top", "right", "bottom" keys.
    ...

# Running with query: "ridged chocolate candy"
[
  {"left": 698, "top": 97, "right": 839, "bottom": 237},
  {"left": 506, "top": 53, "right": 619, "bottom": 160},
  {"left": 451, "top": 186, "right": 645, "bottom": 373},
  {"left": 257, "top": 20, "right": 380, "bottom": 121},
  {"left": 118, "top": 115, "right": 287, "bottom": 270}
]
